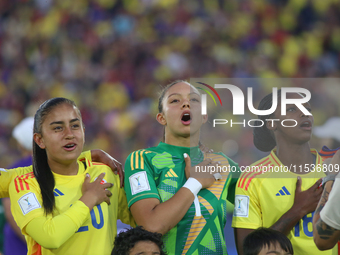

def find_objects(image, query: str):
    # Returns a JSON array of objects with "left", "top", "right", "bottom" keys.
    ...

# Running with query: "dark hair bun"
[
  {"left": 253, "top": 90, "right": 281, "bottom": 152},
  {"left": 253, "top": 123, "right": 276, "bottom": 152}
]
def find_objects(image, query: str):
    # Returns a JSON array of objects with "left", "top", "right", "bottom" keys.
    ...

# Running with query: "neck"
[
  {"left": 164, "top": 133, "right": 199, "bottom": 148},
  {"left": 48, "top": 159, "right": 79, "bottom": 175},
  {"left": 275, "top": 142, "right": 314, "bottom": 173}
]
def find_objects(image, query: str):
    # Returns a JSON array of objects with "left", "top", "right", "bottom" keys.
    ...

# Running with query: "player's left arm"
[
  {"left": 313, "top": 150, "right": 340, "bottom": 250},
  {"left": 313, "top": 181, "right": 340, "bottom": 250},
  {"left": 80, "top": 150, "right": 124, "bottom": 187}
]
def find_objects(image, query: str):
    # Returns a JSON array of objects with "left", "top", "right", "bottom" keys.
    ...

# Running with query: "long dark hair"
[
  {"left": 253, "top": 89, "right": 282, "bottom": 152},
  {"left": 33, "top": 97, "right": 79, "bottom": 214}
]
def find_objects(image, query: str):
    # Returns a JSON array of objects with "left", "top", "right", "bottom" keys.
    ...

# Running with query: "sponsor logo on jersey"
[
  {"left": 53, "top": 188, "right": 65, "bottom": 197},
  {"left": 18, "top": 192, "right": 41, "bottom": 215},
  {"left": 129, "top": 171, "right": 151, "bottom": 195},
  {"left": 233, "top": 195, "right": 249, "bottom": 217},
  {"left": 276, "top": 186, "right": 291, "bottom": 196},
  {"left": 165, "top": 169, "right": 178, "bottom": 178}
]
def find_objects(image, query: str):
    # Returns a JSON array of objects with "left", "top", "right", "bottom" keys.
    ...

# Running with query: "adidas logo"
[
  {"left": 276, "top": 186, "right": 291, "bottom": 196},
  {"left": 54, "top": 188, "right": 64, "bottom": 197},
  {"left": 165, "top": 169, "right": 178, "bottom": 178}
]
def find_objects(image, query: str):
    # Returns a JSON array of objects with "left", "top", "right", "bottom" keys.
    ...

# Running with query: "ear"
[
  {"left": 202, "top": 114, "right": 208, "bottom": 124},
  {"left": 33, "top": 133, "right": 46, "bottom": 149},
  {"left": 156, "top": 113, "right": 167, "bottom": 126}
]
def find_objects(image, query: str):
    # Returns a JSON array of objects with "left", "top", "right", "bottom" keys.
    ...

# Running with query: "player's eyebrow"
[
  {"left": 167, "top": 93, "right": 180, "bottom": 98},
  {"left": 49, "top": 118, "right": 80, "bottom": 125},
  {"left": 167, "top": 92, "right": 200, "bottom": 98}
]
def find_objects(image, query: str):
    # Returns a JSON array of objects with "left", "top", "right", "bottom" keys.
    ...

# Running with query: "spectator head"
[
  {"left": 111, "top": 226, "right": 167, "bottom": 255},
  {"left": 12, "top": 117, "right": 34, "bottom": 151},
  {"left": 243, "top": 228, "right": 293, "bottom": 255}
]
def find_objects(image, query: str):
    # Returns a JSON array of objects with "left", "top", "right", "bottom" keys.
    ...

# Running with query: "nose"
[
  {"left": 65, "top": 126, "right": 75, "bottom": 139},
  {"left": 181, "top": 98, "right": 190, "bottom": 109}
]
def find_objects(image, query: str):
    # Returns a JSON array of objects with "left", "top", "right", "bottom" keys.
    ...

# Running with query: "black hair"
[
  {"left": 253, "top": 89, "right": 281, "bottom": 152},
  {"left": 243, "top": 228, "right": 294, "bottom": 255},
  {"left": 33, "top": 97, "right": 80, "bottom": 215},
  {"left": 111, "top": 226, "right": 167, "bottom": 255}
]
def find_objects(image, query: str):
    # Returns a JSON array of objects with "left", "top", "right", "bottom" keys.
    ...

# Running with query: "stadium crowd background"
[{"left": 1, "top": 0, "right": 340, "bottom": 254}]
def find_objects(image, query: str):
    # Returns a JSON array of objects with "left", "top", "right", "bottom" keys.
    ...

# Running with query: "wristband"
[
  {"left": 183, "top": 178, "right": 202, "bottom": 196},
  {"left": 322, "top": 175, "right": 336, "bottom": 190}
]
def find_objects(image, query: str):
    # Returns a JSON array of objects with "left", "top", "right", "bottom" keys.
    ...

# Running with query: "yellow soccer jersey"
[
  {"left": 1, "top": 151, "right": 92, "bottom": 198},
  {"left": 9, "top": 158, "right": 134, "bottom": 255},
  {"left": 232, "top": 149, "right": 337, "bottom": 255},
  {"left": 1, "top": 167, "right": 32, "bottom": 198}
]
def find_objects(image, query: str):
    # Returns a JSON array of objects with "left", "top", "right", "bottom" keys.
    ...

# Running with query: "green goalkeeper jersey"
[{"left": 124, "top": 142, "right": 240, "bottom": 255}]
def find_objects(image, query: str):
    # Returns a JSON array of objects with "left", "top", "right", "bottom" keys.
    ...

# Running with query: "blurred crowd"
[{"left": 1, "top": 0, "right": 340, "bottom": 168}]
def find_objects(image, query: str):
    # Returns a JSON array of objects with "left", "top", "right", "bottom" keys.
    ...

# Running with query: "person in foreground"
[
  {"left": 313, "top": 150, "right": 340, "bottom": 251},
  {"left": 243, "top": 228, "right": 293, "bottom": 255},
  {"left": 124, "top": 80, "right": 240, "bottom": 254},
  {"left": 111, "top": 226, "right": 167, "bottom": 255},
  {"left": 232, "top": 90, "right": 336, "bottom": 254},
  {"left": 1, "top": 97, "right": 134, "bottom": 255}
]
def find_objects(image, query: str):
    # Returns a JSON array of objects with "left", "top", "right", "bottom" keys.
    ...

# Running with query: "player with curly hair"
[{"left": 111, "top": 226, "right": 167, "bottom": 255}]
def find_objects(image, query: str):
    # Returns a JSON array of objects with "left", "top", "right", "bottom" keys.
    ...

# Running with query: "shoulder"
[
  {"left": 9, "top": 169, "right": 38, "bottom": 196},
  {"left": 86, "top": 162, "right": 118, "bottom": 180},
  {"left": 7, "top": 165, "right": 33, "bottom": 176},
  {"left": 210, "top": 152, "right": 239, "bottom": 166},
  {"left": 237, "top": 156, "right": 271, "bottom": 191},
  {"left": 10, "top": 166, "right": 35, "bottom": 183},
  {"left": 126, "top": 148, "right": 158, "bottom": 161},
  {"left": 125, "top": 147, "right": 168, "bottom": 172}
]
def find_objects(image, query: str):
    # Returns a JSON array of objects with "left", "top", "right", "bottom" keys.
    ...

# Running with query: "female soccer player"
[
  {"left": 232, "top": 90, "right": 335, "bottom": 255},
  {"left": 1, "top": 97, "right": 134, "bottom": 255},
  {"left": 124, "top": 80, "right": 240, "bottom": 254}
]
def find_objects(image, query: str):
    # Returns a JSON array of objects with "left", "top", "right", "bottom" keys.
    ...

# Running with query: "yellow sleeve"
[
  {"left": 25, "top": 201, "right": 90, "bottom": 249},
  {"left": 78, "top": 150, "right": 92, "bottom": 161},
  {"left": 118, "top": 185, "right": 136, "bottom": 227},
  {"left": 231, "top": 176, "right": 262, "bottom": 229},
  {"left": 0, "top": 166, "right": 32, "bottom": 198},
  {"left": 10, "top": 177, "right": 90, "bottom": 249}
]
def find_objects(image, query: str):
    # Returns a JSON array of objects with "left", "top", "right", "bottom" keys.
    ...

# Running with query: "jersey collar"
[
  {"left": 157, "top": 142, "right": 202, "bottom": 159},
  {"left": 269, "top": 148, "right": 322, "bottom": 167}
]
